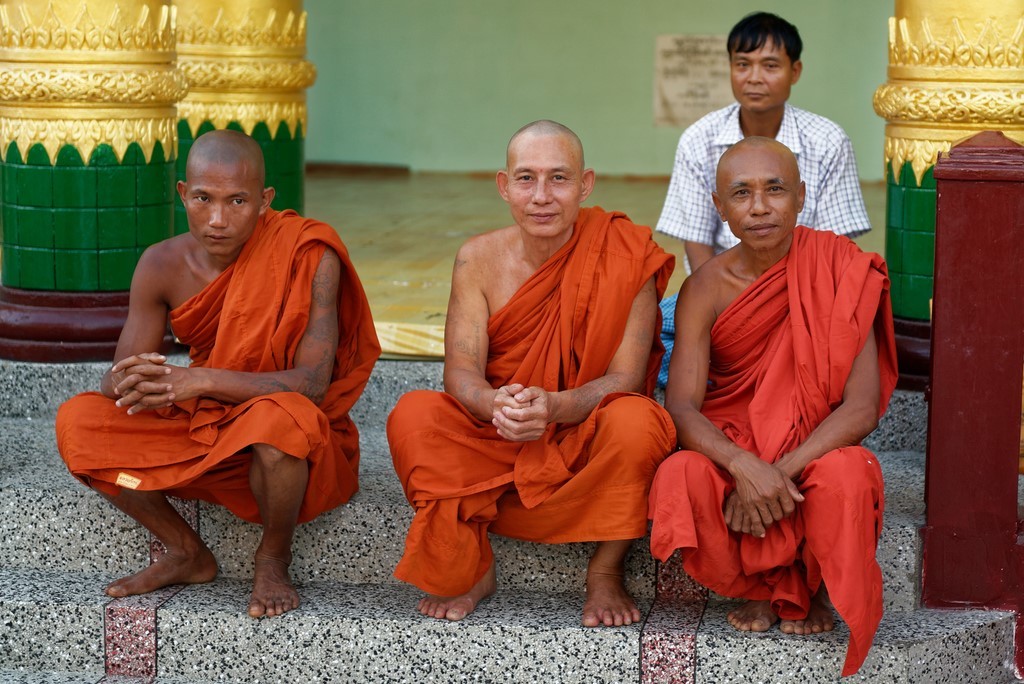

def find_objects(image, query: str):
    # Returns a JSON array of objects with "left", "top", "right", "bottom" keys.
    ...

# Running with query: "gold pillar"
[
  {"left": 873, "top": 0, "right": 1024, "bottom": 316},
  {"left": 872, "top": 0, "right": 1024, "bottom": 388},
  {"left": 0, "top": 1, "right": 186, "bottom": 360},
  {"left": 173, "top": 0, "right": 315, "bottom": 231},
  {"left": 874, "top": 1, "right": 1024, "bottom": 184}
]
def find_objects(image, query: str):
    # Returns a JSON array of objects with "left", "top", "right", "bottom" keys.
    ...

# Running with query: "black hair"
[{"left": 727, "top": 12, "right": 802, "bottom": 63}]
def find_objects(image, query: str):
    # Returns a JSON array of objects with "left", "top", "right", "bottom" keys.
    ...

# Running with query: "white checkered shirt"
[{"left": 656, "top": 103, "right": 870, "bottom": 253}]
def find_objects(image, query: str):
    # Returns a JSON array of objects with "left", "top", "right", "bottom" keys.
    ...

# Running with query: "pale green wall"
[{"left": 306, "top": 1, "right": 891, "bottom": 180}]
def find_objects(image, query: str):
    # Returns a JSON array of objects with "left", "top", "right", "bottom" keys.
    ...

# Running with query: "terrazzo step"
[
  {"left": 1, "top": 414, "right": 922, "bottom": 611},
  {"left": 691, "top": 599, "right": 1016, "bottom": 683},
  {"left": 0, "top": 359, "right": 927, "bottom": 454},
  {"left": 0, "top": 671, "right": 106, "bottom": 684},
  {"left": 155, "top": 578, "right": 646, "bottom": 683},
  {"left": 0, "top": 416, "right": 656, "bottom": 599},
  {"left": 0, "top": 567, "right": 106, "bottom": 679}
]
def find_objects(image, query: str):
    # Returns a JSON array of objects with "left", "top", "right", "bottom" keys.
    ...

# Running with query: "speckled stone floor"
[{"left": 1, "top": 356, "right": 1019, "bottom": 683}]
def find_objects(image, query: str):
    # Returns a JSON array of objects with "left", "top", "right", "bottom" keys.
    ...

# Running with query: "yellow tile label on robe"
[{"left": 116, "top": 472, "right": 142, "bottom": 490}]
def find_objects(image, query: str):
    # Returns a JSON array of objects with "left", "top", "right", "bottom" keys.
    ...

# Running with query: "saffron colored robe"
[
  {"left": 56, "top": 209, "right": 381, "bottom": 524},
  {"left": 648, "top": 227, "right": 898, "bottom": 677},
  {"left": 388, "top": 207, "right": 677, "bottom": 597}
]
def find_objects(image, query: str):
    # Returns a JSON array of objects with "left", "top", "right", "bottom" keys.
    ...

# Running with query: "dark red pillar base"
[
  {"left": 0, "top": 287, "right": 127, "bottom": 362},
  {"left": 894, "top": 316, "right": 930, "bottom": 391}
]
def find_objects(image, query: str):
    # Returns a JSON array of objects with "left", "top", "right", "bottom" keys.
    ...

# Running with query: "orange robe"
[
  {"left": 56, "top": 209, "right": 380, "bottom": 524},
  {"left": 648, "top": 226, "right": 898, "bottom": 676},
  {"left": 388, "top": 207, "right": 677, "bottom": 597}
]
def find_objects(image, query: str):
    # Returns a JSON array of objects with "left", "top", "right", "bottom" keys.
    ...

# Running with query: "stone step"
[
  {"left": 0, "top": 358, "right": 927, "bottom": 452},
  {"left": 1, "top": 413, "right": 925, "bottom": 612},
  {"left": 1, "top": 565, "right": 1013, "bottom": 684},
  {"left": 690, "top": 599, "right": 1016, "bottom": 683},
  {"left": 0, "top": 566, "right": 648, "bottom": 684},
  {"left": 0, "top": 416, "right": 655, "bottom": 599},
  {"left": 0, "top": 568, "right": 106, "bottom": 679}
]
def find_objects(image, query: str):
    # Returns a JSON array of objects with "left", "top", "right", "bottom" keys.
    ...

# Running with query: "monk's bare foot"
[
  {"left": 727, "top": 600, "right": 779, "bottom": 632},
  {"left": 417, "top": 564, "right": 496, "bottom": 621},
  {"left": 105, "top": 546, "right": 217, "bottom": 598},
  {"left": 582, "top": 569, "right": 641, "bottom": 627},
  {"left": 781, "top": 589, "right": 835, "bottom": 635},
  {"left": 248, "top": 554, "right": 300, "bottom": 618}
]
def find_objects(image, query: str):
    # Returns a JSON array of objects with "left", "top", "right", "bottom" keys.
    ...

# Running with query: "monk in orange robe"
[
  {"left": 56, "top": 130, "right": 379, "bottom": 618},
  {"left": 388, "top": 120, "right": 676, "bottom": 626},
  {"left": 648, "top": 136, "right": 897, "bottom": 676}
]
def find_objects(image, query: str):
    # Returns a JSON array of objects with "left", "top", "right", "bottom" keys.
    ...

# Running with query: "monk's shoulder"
[
  {"left": 455, "top": 226, "right": 517, "bottom": 271},
  {"left": 122, "top": 234, "right": 192, "bottom": 307},
  {"left": 680, "top": 253, "right": 736, "bottom": 319},
  {"left": 136, "top": 233, "right": 191, "bottom": 278}
]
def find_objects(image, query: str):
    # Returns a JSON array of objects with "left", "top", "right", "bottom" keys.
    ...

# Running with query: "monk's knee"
[
  {"left": 595, "top": 396, "right": 675, "bottom": 456},
  {"left": 387, "top": 390, "right": 448, "bottom": 440},
  {"left": 801, "top": 448, "right": 881, "bottom": 502},
  {"left": 656, "top": 450, "right": 720, "bottom": 489},
  {"left": 251, "top": 443, "right": 299, "bottom": 469}
]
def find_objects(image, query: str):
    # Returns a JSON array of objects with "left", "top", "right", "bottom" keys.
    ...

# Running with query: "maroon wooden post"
[{"left": 923, "top": 131, "right": 1024, "bottom": 669}]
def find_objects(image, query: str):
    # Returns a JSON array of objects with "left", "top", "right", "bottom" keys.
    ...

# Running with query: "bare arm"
[
  {"left": 101, "top": 245, "right": 175, "bottom": 401},
  {"left": 774, "top": 330, "right": 881, "bottom": 480},
  {"left": 115, "top": 249, "right": 342, "bottom": 413},
  {"left": 683, "top": 241, "right": 715, "bottom": 275},
  {"left": 664, "top": 273, "right": 752, "bottom": 468},
  {"left": 442, "top": 242, "right": 506, "bottom": 421},
  {"left": 493, "top": 275, "right": 658, "bottom": 441}
]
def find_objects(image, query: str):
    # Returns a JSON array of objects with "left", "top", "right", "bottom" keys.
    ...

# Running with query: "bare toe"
[{"left": 582, "top": 571, "right": 640, "bottom": 628}]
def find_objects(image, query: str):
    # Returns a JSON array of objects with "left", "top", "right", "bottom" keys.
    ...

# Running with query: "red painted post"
[{"left": 923, "top": 131, "right": 1024, "bottom": 666}]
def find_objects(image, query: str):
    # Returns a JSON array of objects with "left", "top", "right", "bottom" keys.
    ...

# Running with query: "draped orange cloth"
[
  {"left": 56, "top": 209, "right": 380, "bottom": 524},
  {"left": 648, "top": 226, "right": 897, "bottom": 677},
  {"left": 388, "top": 207, "right": 677, "bottom": 596}
]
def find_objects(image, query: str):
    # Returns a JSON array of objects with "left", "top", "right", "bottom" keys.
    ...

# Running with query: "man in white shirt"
[{"left": 656, "top": 12, "right": 870, "bottom": 386}]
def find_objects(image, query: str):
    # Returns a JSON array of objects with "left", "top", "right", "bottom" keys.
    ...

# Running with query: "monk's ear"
[
  {"left": 176, "top": 180, "right": 187, "bottom": 203},
  {"left": 259, "top": 186, "right": 276, "bottom": 215},
  {"left": 496, "top": 170, "right": 511, "bottom": 202},
  {"left": 797, "top": 181, "right": 806, "bottom": 214},
  {"left": 711, "top": 191, "right": 727, "bottom": 221},
  {"left": 579, "top": 168, "right": 595, "bottom": 202}
]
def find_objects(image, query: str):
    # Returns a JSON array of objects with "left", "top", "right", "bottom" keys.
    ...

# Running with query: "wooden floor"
[{"left": 306, "top": 168, "right": 887, "bottom": 355}]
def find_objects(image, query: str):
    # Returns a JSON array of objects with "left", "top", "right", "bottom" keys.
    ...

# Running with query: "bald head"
[
  {"left": 186, "top": 129, "right": 266, "bottom": 187},
  {"left": 506, "top": 120, "right": 585, "bottom": 170},
  {"left": 716, "top": 136, "right": 798, "bottom": 193}
]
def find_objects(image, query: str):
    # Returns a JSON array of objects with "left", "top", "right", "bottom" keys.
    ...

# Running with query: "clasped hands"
[
  {"left": 490, "top": 383, "right": 556, "bottom": 442},
  {"left": 724, "top": 452, "right": 804, "bottom": 539},
  {"left": 110, "top": 352, "right": 195, "bottom": 415}
]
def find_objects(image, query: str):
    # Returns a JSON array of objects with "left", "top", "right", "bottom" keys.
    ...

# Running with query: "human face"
[
  {"left": 177, "top": 159, "right": 274, "bottom": 265},
  {"left": 712, "top": 142, "right": 805, "bottom": 255},
  {"left": 730, "top": 39, "right": 802, "bottom": 116},
  {"left": 496, "top": 133, "right": 594, "bottom": 243}
]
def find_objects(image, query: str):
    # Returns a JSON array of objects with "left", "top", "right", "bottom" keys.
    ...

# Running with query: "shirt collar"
[{"left": 713, "top": 103, "right": 803, "bottom": 156}]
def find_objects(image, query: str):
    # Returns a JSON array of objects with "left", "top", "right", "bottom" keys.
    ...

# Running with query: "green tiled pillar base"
[
  {"left": 175, "top": 120, "right": 305, "bottom": 235},
  {"left": 0, "top": 142, "right": 175, "bottom": 291},
  {"left": 885, "top": 162, "right": 936, "bottom": 320}
]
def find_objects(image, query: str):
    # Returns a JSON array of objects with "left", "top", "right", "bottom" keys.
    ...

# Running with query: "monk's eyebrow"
[
  {"left": 190, "top": 187, "right": 252, "bottom": 197},
  {"left": 513, "top": 166, "right": 574, "bottom": 175},
  {"left": 728, "top": 177, "right": 789, "bottom": 190}
]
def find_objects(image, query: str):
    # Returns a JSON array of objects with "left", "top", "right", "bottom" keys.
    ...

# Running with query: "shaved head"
[
  {"left": 186, "top": 129, "right": 266, "bottom": 187},
  {"left": 716, "top": 136, "right": 798, "bottom": 192},
  {"left": 506, "top": 120, "right": 585, "bottom": 169}
]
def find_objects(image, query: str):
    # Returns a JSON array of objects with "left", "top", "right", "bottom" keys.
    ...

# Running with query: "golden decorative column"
[
  {"left": 0, "top": 0, "right": 187, "bottom": 360},
  {"left": 872, "top": 0, "right": 1024, "bottom": 388},
  {"left": 173, "top": 0, "right": 315, "bottom": 232}
]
